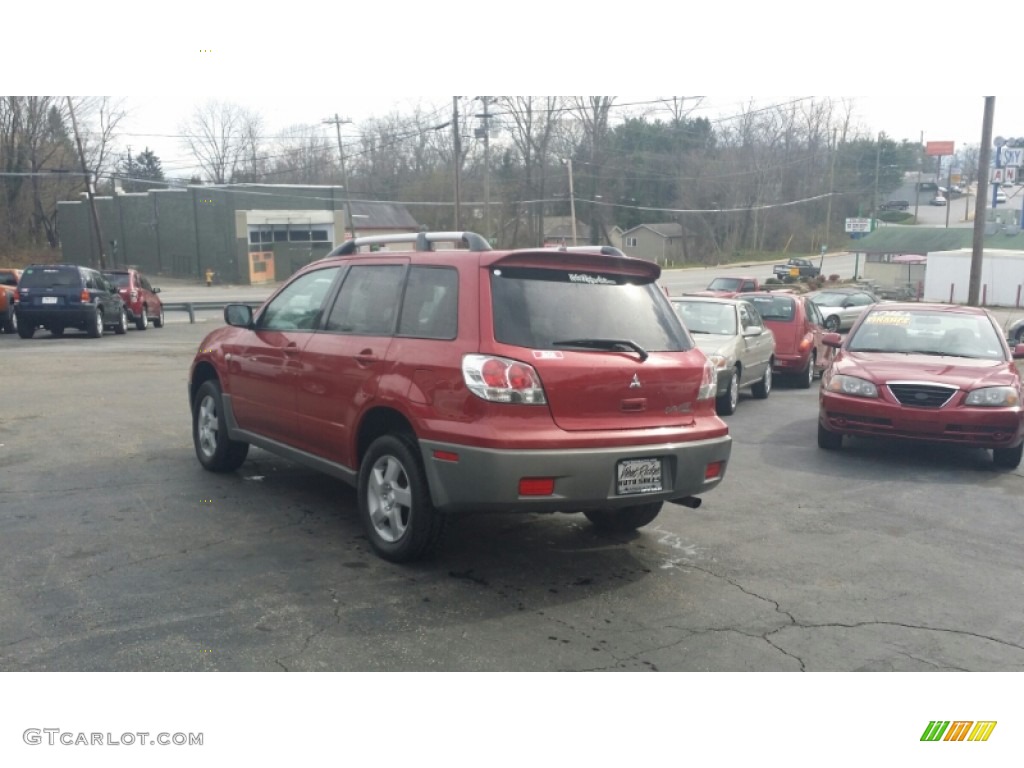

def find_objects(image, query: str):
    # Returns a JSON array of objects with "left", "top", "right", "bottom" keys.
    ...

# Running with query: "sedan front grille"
[{"left": 887, "top": 382, "right": 957, "bottom": 408}]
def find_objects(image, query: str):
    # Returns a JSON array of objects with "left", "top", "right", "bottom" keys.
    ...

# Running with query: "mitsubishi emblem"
[{"left": 629, "top": 374, "right": 642, "bottom": 389}]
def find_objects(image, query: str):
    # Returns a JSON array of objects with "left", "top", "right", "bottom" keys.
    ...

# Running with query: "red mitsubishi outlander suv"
[{"left": 188, "top": 232, "right": 731, "bottom": 562}]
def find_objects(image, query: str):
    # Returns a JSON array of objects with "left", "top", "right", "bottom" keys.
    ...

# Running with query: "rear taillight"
[
  {"left": 462, "top": 354, "right": 547, "bottom": 404},
  {"left": 130, "top": 290, "right": 138, "bottom": 301},
  {"left": 799, "top": 337, "right": 812, "bottom": 352},
  {"left": 80, "top": 290, "right": 90, "bottom": 302},
  {"left": 698, "top": 358, "right": 717, "bottom": 401}
]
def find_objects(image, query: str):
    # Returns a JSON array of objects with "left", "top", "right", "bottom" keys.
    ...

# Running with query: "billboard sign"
[
  {"left": 845, "top": 217, "right": 873, "bottom": 233},
  {"left": 926, "top": 141, "right": 955, "bottom": 156}
]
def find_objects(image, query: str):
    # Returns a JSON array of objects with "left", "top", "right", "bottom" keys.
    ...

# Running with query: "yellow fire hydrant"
[{"left": 205, "top": 268, "right": 214, "bottom": 287}]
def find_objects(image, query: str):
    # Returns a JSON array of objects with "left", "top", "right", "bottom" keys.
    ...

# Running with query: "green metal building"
[{"left": 57, "top": 184, "right": 419, "bottom": 284}]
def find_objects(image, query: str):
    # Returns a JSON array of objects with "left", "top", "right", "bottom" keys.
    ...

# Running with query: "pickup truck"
[
  {"left": 772, "top": 258, "right": 820, "bottom": 282},
  {"left": 0, "top": 268, "right": 21, "bottom": 334},
  {"left": 691, "top": 275, "right": 762, "bottom": 297}
]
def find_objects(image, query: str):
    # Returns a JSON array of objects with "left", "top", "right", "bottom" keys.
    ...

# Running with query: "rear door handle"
[{"left": 355, "top": 348, "right": 379, "bottom": 365}]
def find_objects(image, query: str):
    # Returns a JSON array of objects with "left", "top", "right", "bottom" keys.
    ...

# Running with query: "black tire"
[
  {"left": 817, "top": 421, "right": 843, "bottom": 450},
  {"left": 50, "top": 326, "right": 64, "bottom": 338},
  {"left": 358, "top": 433, "right": 447, "bottom": 563},
  {"left": 993, "top": 442, "right": 1023, "bottom": 469},
  {"left": 87, "top": 307, "right": 103, "bottom": 338},
  {"left": 135, "top": 305, "right": 148, "bottom": 330},
  {"left": 716, "top": 368, "right": 740, "bottom": 415},
  {"left": 113, "top": 306, "right": 128, "bottom": 335},
  {"left": 824, "top": 315, "right": 841, "bottom": 332},
  {"left": 152, "top": 305, "right": 165, "bottom": 328},
  {"left": 751, "top": 361, "right": 772, "bottom": 399},
  {"left": 2, "top": 306, "right": 15, "bottom": 334},
  {"left": 192, "top": 379, "right": 249, "bottom": 472},
  {"left": 584, "top": 502, "right": 662, "bottom": 534},
  {"left": 17, "top": 321, "right": 34, "bottom": 339},
  {"left": 796, "top": 351, "right": 815, "bottom": 389}
]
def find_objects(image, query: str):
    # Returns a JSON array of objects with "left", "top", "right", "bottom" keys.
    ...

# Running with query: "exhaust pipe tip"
[{"left": 674, "top": 496, "right": 702, "bottom": 509}]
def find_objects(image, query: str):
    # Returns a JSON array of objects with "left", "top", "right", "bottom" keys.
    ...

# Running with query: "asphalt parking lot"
[{"left": 1, "top": 315, "right": 1023, "bottom": 671}]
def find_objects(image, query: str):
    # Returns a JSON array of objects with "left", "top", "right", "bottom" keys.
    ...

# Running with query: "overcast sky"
[{"left": 7, "top": 4, "right": 1015, "bottom": 178}]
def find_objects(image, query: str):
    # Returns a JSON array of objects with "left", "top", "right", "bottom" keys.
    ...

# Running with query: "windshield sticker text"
[{"left": 567, "top": 273, "right": 616, "bottom": 285}]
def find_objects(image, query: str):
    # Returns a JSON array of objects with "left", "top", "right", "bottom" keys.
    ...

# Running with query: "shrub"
[{"left": 828, "top": 274, "right": 840, "bottom": 282}]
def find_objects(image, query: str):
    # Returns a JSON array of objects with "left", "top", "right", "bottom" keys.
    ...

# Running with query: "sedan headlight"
[
  {"left": 964, "top": 387, "right": 1020, "bottom": 407},
  {"left": 707, "top": 354, "right": 729, "bottom": 370},
  {"left": 825, "top": 374, "right": 878, "bottom": 398}
]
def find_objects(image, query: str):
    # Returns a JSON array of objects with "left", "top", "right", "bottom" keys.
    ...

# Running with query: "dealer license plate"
[
  {"left": 616, "top": 458, "right": 663, "bottom": 495},
  {"left": 42, "top": 296, "right": 58, "bottom": 304}
]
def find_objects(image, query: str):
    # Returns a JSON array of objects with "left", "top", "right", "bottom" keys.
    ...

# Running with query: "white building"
[{"left": 924, "top": 249, "right": 1024, "bottom": 306}]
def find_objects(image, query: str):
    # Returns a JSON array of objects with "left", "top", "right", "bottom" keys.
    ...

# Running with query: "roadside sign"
[
  {"left": 990, "top": 167, "right": 1005, "bottom": 184},
  {"left": 845, "top": 217, "right": 872, "bottom": 233},
  {"left": 926, "top": 141, "right": 955, "bottom": 156},
  {"left": 1006, "top": 167, "right": 1018, "bottom": 183}
]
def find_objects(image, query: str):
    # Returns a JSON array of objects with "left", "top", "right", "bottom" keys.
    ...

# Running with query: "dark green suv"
[{"left": 15, "top": 264, "right": 128, "bottom": 339}]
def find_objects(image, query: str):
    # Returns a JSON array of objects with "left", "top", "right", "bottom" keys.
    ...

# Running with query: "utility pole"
[
  {"left": 822, "top": 127, "right": 838, "bottom": 267},
  {"left": 323, "top": 114, "right": 357, "bottom": 240},
  {"left": 564, "top": 158, "right": 578, "bottom": 245},
  {"left": 873, "top": 132, "right": 882, "bottom": 215},
  {"left": 914, "top": 130, "right": 923, "bottom": 222},
  {"left": 969, "top": 97, "right": 995, "bottom": 307},
  {"left": 453, "top": 97, "right": 461, "bottom": 231},
  {"left": 67, "top": 96, "right": 107, "bottom": 269},
  {"left": 476, "top": 96, "right": 492, "bottom": 243}
]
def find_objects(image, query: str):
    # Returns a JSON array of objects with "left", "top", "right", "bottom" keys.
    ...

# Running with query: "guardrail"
[{"left": 161, "top": 301, "right": 262, "bottom": 324}]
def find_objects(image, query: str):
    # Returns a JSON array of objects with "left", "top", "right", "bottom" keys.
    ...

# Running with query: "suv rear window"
[
  {"left": 104, "top": 272, "right": 131, "bottom": 287},
  {"left": 490, "top": 266, "right": 690, "bottom": 351},
  {"left": 745, "top": 295, "right": 794, "bottom": 321},
  {"left": 19, "top": 267, "right": 81, "bottom": 289}
]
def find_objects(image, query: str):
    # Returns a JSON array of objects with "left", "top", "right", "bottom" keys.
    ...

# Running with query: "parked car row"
[{"left": 9, "top": 264, "right": 164, "bottom": 339}]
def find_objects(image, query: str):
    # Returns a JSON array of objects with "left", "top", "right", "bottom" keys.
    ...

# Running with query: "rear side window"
[
  {"left": 19, "top": 267, "right": 81, "bottom": 289},
  {"left": 398, "top": 266, "right": 458, "bottom": 339},
  {"left": 325, "top": 264, "right": 405, "bottom": 335},
  {"left": 490, "top": 266, "right": 689, "bottom": 351}
]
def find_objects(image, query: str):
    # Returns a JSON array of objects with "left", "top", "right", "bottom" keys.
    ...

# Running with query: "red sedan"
[
  {"left": 818, "top": 303, "right": 1024, "bottom": 468},
  {"left": 743, "top": 292, "right": 831, "bottom": 388}
]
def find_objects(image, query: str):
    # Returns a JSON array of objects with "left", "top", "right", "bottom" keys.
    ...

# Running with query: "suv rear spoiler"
[{"left": 328, "top": 231, "right": 492, "bottom": 256}]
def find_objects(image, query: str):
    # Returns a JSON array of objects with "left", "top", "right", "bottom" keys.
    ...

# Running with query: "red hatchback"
[
  {"left": 103, "top": 268, "right": 164, "bottom": 330},
  {"left": 188, "top": 232, "right": 732, "bottom": 562},
  {"left": 818, "top": 303, "right": 1024, "bottom": 467},
  {"left": 743, "top": 292, "right": 831, "bottom": 388}
]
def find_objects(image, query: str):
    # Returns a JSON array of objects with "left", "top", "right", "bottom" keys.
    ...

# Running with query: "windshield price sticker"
[
  {"left": 617, "top": 458, "right": 663, "bottom": 495},
  {"left": 865, "top": 312, "right": 911, "bottom": 326}
]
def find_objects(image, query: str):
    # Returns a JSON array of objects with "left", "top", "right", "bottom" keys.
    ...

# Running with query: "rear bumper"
[
  {"left": 15, "top": 305, "right": 95, "bottom": 328},
  {"left": 772, "top": 352, "right": 810, "bottom": 372},
  {"left": 419, "top": 435, "right": 732, "bottom": 514},
  {"left": 820, "top": 394, "right": 1024, "bottom": 449}
]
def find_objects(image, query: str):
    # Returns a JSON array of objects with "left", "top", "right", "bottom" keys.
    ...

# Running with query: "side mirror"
[
  {"left": 224, "top": 304, "right": 254, "bottom": 328},
  {"left": 154, "top": 287, "right": 161, "bottom": 294},
  {"left": 822, "top": 332, "right": 843, "bottom": 348},
  {"left": 1012, "top": 343, "right": 1024, "bottom": 360},
  {"left": 743, "top": 325, "right": 763, "bottom": 337}
]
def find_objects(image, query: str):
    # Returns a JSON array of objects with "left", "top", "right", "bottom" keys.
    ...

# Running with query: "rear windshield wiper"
[{"left": 552, "top": 338, "right": 649, "bottom": 362}]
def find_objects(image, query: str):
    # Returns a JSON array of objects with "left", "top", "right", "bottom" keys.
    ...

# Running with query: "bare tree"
[{"left": 180, "top": 101, "right": 263, "bottom": 184}]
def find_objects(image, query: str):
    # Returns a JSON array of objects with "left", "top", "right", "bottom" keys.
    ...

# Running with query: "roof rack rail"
[
  {"left": 328, "top": 231, "right": 491, "bottom": 257},
  {"left": 556, "top": 244, "right": 627, "bottom": 258}
]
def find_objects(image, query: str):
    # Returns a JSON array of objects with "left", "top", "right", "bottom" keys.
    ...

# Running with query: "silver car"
[
  {"left": 805, "top": 287, "right": 881, "bottom": 332},
  {"left": 671, "top": 296, "right": 775, "bottom": 415}
]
